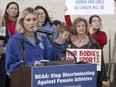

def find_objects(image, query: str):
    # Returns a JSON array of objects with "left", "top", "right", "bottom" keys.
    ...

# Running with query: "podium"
[
  {"left": 10, "top": 60, "right": 97, "bottom": 87},
  {"left": 10, "top": 60, "right": 74, "bottom": 87},
  {"left": 10, "top": 65, "right": 31, "bottom": 87}
]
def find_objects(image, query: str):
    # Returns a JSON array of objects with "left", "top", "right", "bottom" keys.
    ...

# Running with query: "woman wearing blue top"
[
  {"left": 35, "top": 6, "right": 58, "bottom": 45},
  {"left": 5, "top": 7, "right": 68, "bottom": 76}
]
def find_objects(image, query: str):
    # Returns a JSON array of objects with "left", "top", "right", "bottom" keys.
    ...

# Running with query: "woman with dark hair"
[
  {"left": 1, "top": 1, "right": 19, "bottom": 44},
  {"left": 89, "top": 15, "right": 108, "bottom": 85},
  {"left": 35, "top": 6, "right": 58, "bottom": 45},
  {"left": 89, "top": 15, "right": 107, "bottom": 50},
  {"left": 1, "top": 2, "right": 19, "bottom": 87}
]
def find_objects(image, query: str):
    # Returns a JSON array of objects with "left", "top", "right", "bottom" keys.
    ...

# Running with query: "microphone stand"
[
  {"left": 20, "top": 39, "right": 26, "bottom": 65},
  {"left": 46, "top": 34, "right": 77, "bottom": 64}
]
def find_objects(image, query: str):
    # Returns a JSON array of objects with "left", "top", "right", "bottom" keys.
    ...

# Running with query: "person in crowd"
[
  {"left": 2, "top": 1, "right": 19, "bottom": 36},
  {"left": 5, "top": 7, "right": 68, "bottom": 77},
  {"left": 34, "top": 5, "right": 58, "bottom": 45},
  {"left": 0, "top": 15, "right": 6, "bottom": 87},
  {"left": 89, "top": 15, "right": 107, "bottom": 52},
  {"left": 52, "top": 20, "right": 61, "bottom": 29},
  {"left": 89, "top": 15, "right": 108, "bottom": 82},
  {"left": 57, "top": 22, "right": 70, "bottom": 37},
  {"left": 64, "top": 14, "right": 107, "bottom": 51},
  {"left": 57, "top": 22, "right": 71, "bottom": 60},
  {"left": 68, "top": 17, "right": 103, "bottom": 87},
  {"left": 2, "top": 2, "right": 19, "bottom": 41},
  {"left": 1, "top": 1, "right": 19, "bottom": 44},
  {"left": 0, "top": 2, "right": 19, "bottom": 87}
]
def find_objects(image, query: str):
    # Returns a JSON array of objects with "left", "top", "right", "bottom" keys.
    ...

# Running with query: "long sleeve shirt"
[{"left": 91, "top": 31, "right": 107, "bottom": 50}]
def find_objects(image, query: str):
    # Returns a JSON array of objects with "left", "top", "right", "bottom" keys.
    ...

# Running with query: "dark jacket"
[{"left": 69, "top": 35, "right": 103, "bottom": 87}]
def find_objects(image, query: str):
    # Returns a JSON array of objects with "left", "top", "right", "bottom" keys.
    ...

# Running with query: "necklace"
[
  {"left": 76, "top": 35, "right": 87, "bottom": 43},
  {"left": 78, "top": 38, "right": 83, "bottom": 43}
]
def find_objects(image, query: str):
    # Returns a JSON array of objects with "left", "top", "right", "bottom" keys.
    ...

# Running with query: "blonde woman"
[{"left": 5, "top": 7, "right": 67, "bottom": 76}]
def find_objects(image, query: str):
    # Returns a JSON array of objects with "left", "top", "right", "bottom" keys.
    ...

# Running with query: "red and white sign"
[{"left": 66, "top": 49, "right": 101, "bottom": 71}]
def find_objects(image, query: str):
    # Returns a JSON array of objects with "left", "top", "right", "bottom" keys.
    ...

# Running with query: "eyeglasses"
[{"left": 92, "top": 20, "right": 101, "bottom": 23}]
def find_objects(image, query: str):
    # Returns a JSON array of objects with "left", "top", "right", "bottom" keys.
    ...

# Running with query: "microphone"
[
  {"left": 33, "top": 27, "right": 53, "bottom": 35},
  {"left": 20, "top": 39, "right": 26, "bottom": 65}
]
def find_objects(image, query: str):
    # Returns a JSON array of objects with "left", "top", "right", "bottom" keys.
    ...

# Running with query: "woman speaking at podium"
[{"left": 5, "top": 7, "right": 68, "bottom": 77}]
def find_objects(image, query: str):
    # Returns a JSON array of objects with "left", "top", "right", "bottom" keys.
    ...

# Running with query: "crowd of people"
[{"left": 0, "top": 1, "right": 108, "bottom": 87}]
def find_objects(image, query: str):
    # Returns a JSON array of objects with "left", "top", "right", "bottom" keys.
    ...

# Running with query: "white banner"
[
  {"left": 66, "top": 49, "right": 101, "bottom": 71},
  {"left": 65, "top": 0, "right": 114, "bottom": 15}
]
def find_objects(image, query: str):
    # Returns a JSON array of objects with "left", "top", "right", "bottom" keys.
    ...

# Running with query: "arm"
[
  {"left": 42, "top": 34, "right": 68, "bottom": 61},
  {"left": 65, "top": 15, "right": 72, "bottom": 29},
  {"left": 5, "top": 37, "right": 22, "bottom": 76},
  {"left": 48, "top": 34, "right": 69, "bottom": 60},
  {"left": 41, "top": 36, "right": 60, "bottom": 61}
]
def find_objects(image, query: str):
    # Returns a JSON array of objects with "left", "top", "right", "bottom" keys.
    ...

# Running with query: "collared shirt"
[{"left": 6, "top": 19, "right": 17, "bottom": 36}]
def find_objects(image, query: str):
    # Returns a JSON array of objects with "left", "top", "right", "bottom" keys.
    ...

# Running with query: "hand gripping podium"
[{"left": 10, "top": 60, "right": 97, "bottom": 87}]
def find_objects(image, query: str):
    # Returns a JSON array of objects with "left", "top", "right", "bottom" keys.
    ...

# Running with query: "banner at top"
[{"left": 65, "top": 0, "right": 114, "bottom": 15}]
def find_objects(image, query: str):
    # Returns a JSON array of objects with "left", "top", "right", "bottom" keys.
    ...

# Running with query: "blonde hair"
[
  {"left": 16, "top": 7, "right": 37, "bottom": 34},
  {"left": 72, "top": 17, "right": 88, "bottom": 35},
  {"left": 57, "top": 22, "right": 70, "bottom": 35}
]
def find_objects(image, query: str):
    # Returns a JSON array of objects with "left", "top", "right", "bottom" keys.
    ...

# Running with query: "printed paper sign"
[
  {"left": 65, "top": 0, "right": 114, "bottom": 15},
  {"left": 66, "top": 49, "right": 101, "bottom": 71},
  {"left": 0, "top": 26, "right": 6, "bottom": 37}
]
